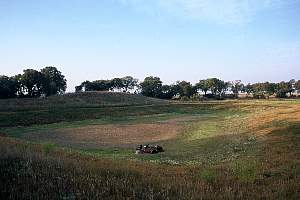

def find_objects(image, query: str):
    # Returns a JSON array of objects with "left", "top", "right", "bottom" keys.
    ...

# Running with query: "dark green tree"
[
  {"left": 40, "top": 66, "right": 67, "bottom": 96},
  {"left": 287, "top": 79, "right": 295, "bottom": 96},
  {"left": 160, "top": 84, "right": 178, "bottom": 99},
  {"left": 121, "top": 76, "right": 138, "bottom": 92},
  {"left": 265, "top": 82, "right": 277, "bottom": 98},
  {"left": 295, "top": 80, "right": 300, "bottom": 93},
  {"left": 140, "top": 76, "right": 162, "bottom": 98},
  {"left": 20, "top": 69, "right": 43, "bottom": 97},
  {"left": 196, "top": 79, "right": 210, "bottom": 95},
  {"left": 0, "top": 76, "right": 19, "bottom": 98},
  {"left": 80, "top": 80, "right": 112, "bottom": 91},
  {"left": 176, "top": 81, "right": 197, "bottom": 98},
  {"left": 204, "top": 78, "right": 228, "bottom": 97},
  {"left": 275, "top": 81, "right": 289, "bottom": 98},
  {"left": 111, "top": 78, "right": 124, "bottom": 91}
]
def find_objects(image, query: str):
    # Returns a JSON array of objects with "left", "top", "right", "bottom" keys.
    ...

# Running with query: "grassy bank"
[{"left": 0, "top": 97, "right": 299, "bottom": 199}]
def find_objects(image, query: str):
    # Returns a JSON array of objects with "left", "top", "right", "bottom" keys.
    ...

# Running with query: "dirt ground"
[{"left": 21, "top": 122, "right": 182, "bottom": 149}]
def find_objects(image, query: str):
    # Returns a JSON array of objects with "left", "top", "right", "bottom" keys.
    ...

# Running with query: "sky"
[{"left": 0, "top": 0, "right": 300, "bottom": 92}]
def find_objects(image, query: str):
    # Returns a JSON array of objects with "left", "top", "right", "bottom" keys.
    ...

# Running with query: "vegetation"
[
  {"left": 0, "top": 67, "right": 66, "bottom": 98},
  {"left": 75, "top": 76, "right": 139, "bottom": 93},
  {"left": 1, "top": 67, "right": 299, "bottom": 100},
  {"left": 0, "top": 93, "right": 299, "bottom": 199},
  {"left": 1, "top": 68, "right": 300, "bottom": 199}
]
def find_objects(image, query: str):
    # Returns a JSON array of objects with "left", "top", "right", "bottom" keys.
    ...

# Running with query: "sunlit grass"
[{"left": 0, "top": 99, "right": 299, "bottom": 199}]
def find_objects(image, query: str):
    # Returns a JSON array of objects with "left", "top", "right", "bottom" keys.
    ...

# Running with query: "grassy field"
[{"left": 0, "top": 93, "right": 299, "bottom": 199}]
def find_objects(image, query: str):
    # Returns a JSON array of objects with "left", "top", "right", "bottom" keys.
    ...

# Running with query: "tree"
[
  {"left": 204, "top": 78, "right": 227, "bottom": 97},
  {"left": 206, "top": 78, "right": 219, "bottom": 96},
  {"left": 176, "top": 81, "right": 196, "bottom": 98},
  {"left": 79, "top": 80, "right": 112, "bottom": 91},
  {"left": 0, "top": 76, "right": 19, "bottom": 98},
  {"left": 160, "top": 84, "right": 177, "bottom": 99},
  {"left": 111, "top": 78, "right": 124, "bottom": 91},
  {"left": 216, "top": 80, "right": 229, "bottom": 97},
  {"left": 196, "top": 79, "right": 210, "bottom": 95},
  {"left": 121, "top": 76, "right": 138, "bottom": 92},
  {"left": 40, "top": 66, "right": 67, "bottom": 96},
  {"left": 75, "top": 85, "right": 83, "bottom": 92},
  {"left": 140, "top": 76, "right": 162, "bottom": 98},
  {"left": 295, "top": 80, "right": 300, "bottom": 93},
  {"left": 20, "top": 69, "right": 43, "bottom": 97},
  {"left": 244, "top": 83, "right": 253, "bottom": 96},
  {"left": 287, "top": 79, "right": 295, "bottom": 96},
  {"left": 230, "top": 80, "right": 244, "bottom": 98},
  {"left": 275, "top": 81, "right": 289, "bottom": 98},
  {"left": 265, "top": 82, "right": 277, "bottom": 98}
]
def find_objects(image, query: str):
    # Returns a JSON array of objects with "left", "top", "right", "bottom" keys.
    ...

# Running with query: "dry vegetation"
[
  {"left": 0, "top": 94, "right": 299, "bottom": 199},
  {"left": 20, "top": 123, "right": 181, "bottom": 149}
]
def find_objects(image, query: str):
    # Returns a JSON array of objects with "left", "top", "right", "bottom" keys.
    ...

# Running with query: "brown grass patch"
[
  {"left": 245, "top": 104, "right": 300, "bottom": 138},
  {"left": 21, "top": 123, "right": 181, "bottom": 149}
]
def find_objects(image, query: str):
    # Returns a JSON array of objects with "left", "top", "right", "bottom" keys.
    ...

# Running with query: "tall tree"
[
  {"left": 196, "top": 79, "right": 210, "bottom": 95},
  {"left": 251, "top": 82, "right": 268, "bottom": 99},
  {"left": 121, "top": 76, "right": 138, "bottom": 92},
  {"left": 176, "top": 81, "right": 196, "bottom": 98},
  {"left": 160, "top": 84, "right": 177, "bottom": 99},
  {"left": 20, "top": 69, "right": 43, "bottom": 97},
  {"left": 205, "top": 78, "right": 228, "bottom": 97},
  {"left": 140, "top": 76, "right": 162, "bottom": 98},
  {"left": 287, "top": 79, "right": 295, "bottom": 96},
  {"left": 265, "top": 82, "right": 277, "bottom": 98},
  {"left": 0, "top": 76, "right": 19, "bottom": 98},
  {"left": 230, "top": 80, "right": 244, "bottom": 98},
  {"left": 216, "top": 80, "right": 228, "bottom": 97},
  {"left": 244, "top": 83, "right": 253, "bottom": 96},
  {"left": 275, "top": 81, "right": 289, "bottom": 98},
  {"left": 295, "top": 80, "right": 300, "bottom": 93},
  {"left": 40, "top": 66, "right": 67, "bottom": 96},
  {"left": 111, "top": 78, "right": 124, "bottom": 91}
]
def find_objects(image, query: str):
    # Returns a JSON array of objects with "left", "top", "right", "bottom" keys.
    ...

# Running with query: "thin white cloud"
[{"left": 118, "top": 0, "right": 295, "bottom": 25}]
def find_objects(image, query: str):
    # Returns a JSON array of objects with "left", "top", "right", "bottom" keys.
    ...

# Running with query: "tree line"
[
  {"left": 0, "top": 67, "right": 66, "bottom": 98},
  {"left": 1, "top": 67, "right": 300, "bottom": 99},
  {"left": 76, "top": 76, "right": 300, "bottom": 100}
]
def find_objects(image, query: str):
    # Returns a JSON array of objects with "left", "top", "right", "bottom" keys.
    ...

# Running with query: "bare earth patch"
[{"left": 21, "top": 123, "right": 181, "bottom": 149}]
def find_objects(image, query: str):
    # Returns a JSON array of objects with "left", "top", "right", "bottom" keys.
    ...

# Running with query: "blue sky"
[{"left": 1, "top": 0, "right": 300, "bottom": 91}]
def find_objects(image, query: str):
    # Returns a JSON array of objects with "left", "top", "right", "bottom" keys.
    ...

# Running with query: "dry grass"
[
  {"left": 1, "top": 100, "right": 300, "bottom": 199},
  {"left": 1, "top": 134, "right": 299, "bottom": 200},
  {"left": 20, "top": 123, "right": 181, "bottom": 149}
]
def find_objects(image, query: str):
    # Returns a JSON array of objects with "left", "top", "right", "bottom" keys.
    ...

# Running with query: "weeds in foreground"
[
  {"left": 199, "top": 169, "right": 216, "bottom": 184},
  {"left": 41, "top": 142, "right": 55, "bottom": 155},
  {"left": 1, "top": 136, "right": 299, "bottom": 200}
]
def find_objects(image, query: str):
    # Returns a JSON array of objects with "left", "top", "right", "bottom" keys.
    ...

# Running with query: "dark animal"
[{"left": 135, "top": 144, "right": 164, "bottom": 154}]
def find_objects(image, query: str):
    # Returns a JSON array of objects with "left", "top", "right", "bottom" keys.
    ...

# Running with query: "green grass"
[
  {"left": 1, "top": 101, "right": 253, "bottom": 165},
  {"left": 41, "top": 142, "right": 56, "bottom": 155},
  {"left": 0, "top": 99, "right": 281, "bottom": 165},
  {"left": 0, "top": 91, "right": 167, "bottom": 112},
  {"left": 0, "top": 98, "right": 300, "bottom": 199},
  {"left": 0, "top": 103, "right": 223, "bottom": 127},
  {"left": 199, "top": 169, "right": 217, "bottom": 184}
]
